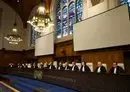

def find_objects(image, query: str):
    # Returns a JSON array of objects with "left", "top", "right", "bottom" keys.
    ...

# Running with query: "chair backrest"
[
  {"left": 117, "top": 63, "right": 125, "bottom": 70},
  {"left": 102, "top": 63, "right": 107, "bottom": 70}
]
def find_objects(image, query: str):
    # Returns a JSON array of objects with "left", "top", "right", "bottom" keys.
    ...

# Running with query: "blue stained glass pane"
[
  {"left": 62, "top": 0, "right": 67, "bottom": 5},
  {"left": 62, "top": 6, "right": 68, "bottom": 36},
  {"left": 68, "top": 2, "right": 75, "bottom": 35},
  {"left": 56, "top": 0, "right": 83, "bottom": 38},
  {"left": 57, "top": 22, "right": 62, "bottom": 38},
  {"left": 56, "top": 0, "right": 62, "bottom": 38},
  {"left": 76, "top": 0, "right": 83, "bottom": 22}
]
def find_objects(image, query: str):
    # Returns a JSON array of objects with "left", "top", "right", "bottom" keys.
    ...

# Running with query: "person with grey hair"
[{"left": 94, "top": 61, "right": 107, "bottom": 73}]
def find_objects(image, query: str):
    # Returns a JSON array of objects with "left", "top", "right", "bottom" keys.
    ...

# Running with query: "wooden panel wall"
[
  {"left": 0, "top": 49, "right": 36, "bottom": 67},
  {"left": 24, "top": 49, "right": 37, "bottom": 60},
  {"left": 55, "top": 40, "right": 78, "bottom": 57},
  {"left": 38, "top": 56, "right": 53, "bottom": 63},
  {"left": 1, "top": 40, "right": 129, "bottom": 71},
  {"left": 0, "top": 49, "right": 23, "bottom": 67},
  {"left": 81, "top": 50, "right": 123, "bottom": 71}
]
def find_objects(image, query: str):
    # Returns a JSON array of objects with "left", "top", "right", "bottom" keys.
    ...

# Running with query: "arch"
[{"left": 0, "top": 0, "right": 25, "bottom": 50}]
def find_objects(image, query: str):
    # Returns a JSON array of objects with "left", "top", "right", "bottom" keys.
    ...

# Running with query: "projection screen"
[
  {"left": 73, "top": 4, "right": 130, "bottom": 51},
  {"left": 35, "top": 33, "right": 54, "bottom": 56}
]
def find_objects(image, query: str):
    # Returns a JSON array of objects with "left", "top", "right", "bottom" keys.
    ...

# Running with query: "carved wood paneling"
[
  {"left": 81, "top": 50, "right": 123, "bottom": 71},
  {"left": 38, "top": 56, "right": 53, "bottom": 63},
  {"left": 0, "top": 49, "right": 36, "bottom": 67},
  {"left": 55, "top": 40, "right": 78, "bottom": 57}
]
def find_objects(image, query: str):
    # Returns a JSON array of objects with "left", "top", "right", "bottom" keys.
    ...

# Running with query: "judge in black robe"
[
  {"left": 48, "top": 62, "right": 56, "bottom": 70},
  {"left": 71, "top": 61, "right": 79, "bottom": 72},
  {"left": 109, "top": 62, "right": 125, "bottom": 74},
  {"left": 57, "top": 62, "right": 64, "bottom": 70},
  {"left": 80, "top": 61, "right": 91, "bottom": 72},
  {"left": 64, "top": 62, "right": 71, "bottom": 71},
  {"left": 94, "top": 62, "right": 107, "bottom": 73}
]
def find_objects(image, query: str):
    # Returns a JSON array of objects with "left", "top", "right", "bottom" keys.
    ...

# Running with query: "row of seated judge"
[
  {"left": 9, "top": 61, "right": 125, "bottom": 75},
  {"left": 48, "top": 61, "right": 125, "bottom": 75}
]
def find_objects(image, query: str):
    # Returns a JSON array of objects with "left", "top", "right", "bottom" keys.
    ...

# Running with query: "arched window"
[
  {"left": 56, "top": 0, "right": 83, "bottom": 39},
  {"left": 62, "top": 6, "right": 68, "bottom": 36},
  {"left": 76, "top": 0, "right": 83, "bottom": 22},
  {"left": 56, "top": 0, "right": 62, "bottom": 38},
  {"left": 68, "top": 2, "right": 75, "bottom": 35}
]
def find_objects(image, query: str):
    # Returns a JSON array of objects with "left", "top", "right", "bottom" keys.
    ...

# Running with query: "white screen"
[
  {"left": 73, "top": 4, "right": 130, "bottom": 51},
  {"left": 35, "top": 33, "right": 54, "bottom": 56}
]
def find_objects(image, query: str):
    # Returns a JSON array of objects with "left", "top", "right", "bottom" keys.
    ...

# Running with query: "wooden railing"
[{"left": 0, "top": 81, "right": 20, "bottom": 92}]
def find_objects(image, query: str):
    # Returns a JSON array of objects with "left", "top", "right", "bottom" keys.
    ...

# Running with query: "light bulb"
[
  {"left": 12, "top": 28, "right": 18, "bottom": 32},
  {"left": 37, "top": 6, "right": 45, "bottom": 14}
]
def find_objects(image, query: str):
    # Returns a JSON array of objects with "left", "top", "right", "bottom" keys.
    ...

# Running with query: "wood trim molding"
[
  {"left": 55, "top": 35, "right": 73, "bottom": 44},
  {"left": 0, "top": 81, "right": 20, "bottom": 92}
]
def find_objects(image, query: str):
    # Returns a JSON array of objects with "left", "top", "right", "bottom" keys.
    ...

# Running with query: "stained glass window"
[
  {"left": 56, "top": 0, "right": 83, "bottom": 39},
  {"left": 62, "top": 6, "right": 68, "bottom": 36},
  {"left": 62, "top": 0, "right": 67, "bottom": 5},
  {"left": 68, "top": 2, "right": 75, "bottom": 35},
  {"left": 76, "top": 0, "right": 82, "bottom": 22},
  {"left": 56, "top": 1, "right": 62, "bottom": 38}
]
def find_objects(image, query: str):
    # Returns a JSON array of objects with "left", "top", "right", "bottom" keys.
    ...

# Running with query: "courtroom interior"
[{"left": 0, "top": 0, "right": 130, "bottom": 92}]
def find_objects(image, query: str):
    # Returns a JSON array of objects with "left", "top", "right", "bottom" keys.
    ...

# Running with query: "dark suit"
[
  {"left": 57, "top": 65, "right": 64, "bottom": 70},
  {"left": 95, "top": 66, "right": 107, "bottom": 73},
  {"left": 109, "top": 66, "right": 124, "bottom": 74},
  {"left": 80, "top": 65, "right": 91, "bottom": 72},
  {"left": 64, "top": 65, "right": 71, "bottom": 71},
  {"left": 48, "top": 65, "right": 56, "bottom": 70},
  {"left": 71, "top": 65, "right": 79, "bottom": 72}
]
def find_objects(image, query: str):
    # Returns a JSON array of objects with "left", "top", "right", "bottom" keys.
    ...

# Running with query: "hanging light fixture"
[
  {"left": 4, "top": 13, "right": 23, "bottom": 45},
  {"left": 27, "top": 0, "right": 54, "bottom": 33}
]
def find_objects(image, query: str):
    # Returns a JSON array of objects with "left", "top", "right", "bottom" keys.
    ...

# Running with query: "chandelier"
[
  {"left": 27, "top": 1, "right": 54, "bottom": 33},
  {"left": 4, "top": 15, "right": 23, "bottom": 45}
]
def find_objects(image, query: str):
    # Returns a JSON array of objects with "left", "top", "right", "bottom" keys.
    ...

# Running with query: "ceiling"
[{"left": 2, "top": 0, "right": 52, "bottom": 28}]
